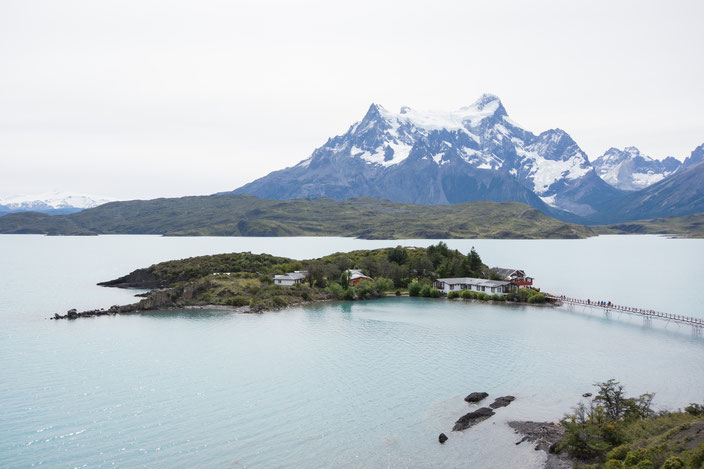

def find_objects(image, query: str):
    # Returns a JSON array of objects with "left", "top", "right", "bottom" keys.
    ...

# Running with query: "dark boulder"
[
  {"left": 453, "top": 407, "right": 495, "bottom": 431},
  {"left": 464, "top": 392, "right": 489, "bottom": 403},
  {"left": 438, "top": 433, "right": 448, "bottom": 444},
  {"left": 582, "top": 393, "right": 592, "bottom": 398},
  {"left": 489, "top": 396, "right": 516, "bottom": 409}
]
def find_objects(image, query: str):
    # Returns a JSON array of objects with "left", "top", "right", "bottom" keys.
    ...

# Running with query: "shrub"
[
  {"left": 635, "top": 460, "right": 654, "bottom": 469},
  {"left": 477, "top": 293, "right": 489, "bottom": 301},
  {"left": 661, "top": 456, "right": 685, "bottom": 469},
  {"left": 272, "top": 296, "right": 288, "bottom": 307},
  {"left": 429, "top": 288, "right": 440, "bottom": 298},
  {"left": 408, "top": 280, "right": 422, "bottom": 297},
  {"left": 395, "top": 290, "right": 401, "bottom": 296},
  {"left": 690, "top": 445, "right": 704, "bottom": 468},
  {"left": 226, "top": 296, "right": 249, "bottom": 307},
  {"left": 343, "top": 287, "right": 356, "bottom": 301},
  {"left": 605, "top": 460, "right": 625, "bottom": 469},
  {"left": 301, "top": 291, "right": 310, "bottom": 301},
  {"left": 419, "top": 286, "right": 431, "bottom": 297},
  {"left": 684, "top": 403, "right": 704, "bottom": 416},
  {"left": 625, "top": 447, "right": 651, "bottom": 467},
  {"left": 527, "top": 293, "right": 546, "bottom": 303},
  {"left": 327, "top": 283, "right": 345, "bottom": 300},
  {"left": 447, "top": 291, "right": 459, "bottom": 299},
  {"left": 356, "top": 280, "right": 374, "bottom": 299},
  {"left": 373, "top": 277, "right": 394, "bottom": 294},
  {"left": 460, "top": 290, "right": 472, "bottom": 299},
  {"left": 491, "top": 294, "right": 506, "bottom": 301},
  {"left": 607, "top": 444, "right": 630, "bottom": 461}
]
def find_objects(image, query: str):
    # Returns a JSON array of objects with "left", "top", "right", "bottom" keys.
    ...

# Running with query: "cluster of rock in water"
[
  {"left": 52, "top": 306, "right": 134, "bottom": 320},
  {"left": 438, "top": 392, "right": 516, "bottom": 444}
]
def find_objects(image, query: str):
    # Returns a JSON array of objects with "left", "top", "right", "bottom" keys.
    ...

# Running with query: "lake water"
[{"left": 1, "top": 234, "right": 703, "bottom": 468}]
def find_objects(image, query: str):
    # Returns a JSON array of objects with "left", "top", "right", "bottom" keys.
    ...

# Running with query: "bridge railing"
[{"left": 546, "top": 295, "right": 703, "bottom": 325}]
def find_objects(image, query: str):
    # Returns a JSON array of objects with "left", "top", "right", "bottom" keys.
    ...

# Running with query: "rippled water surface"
[{"left": 1, "top": 235, "right": 703, "bottom": 468}]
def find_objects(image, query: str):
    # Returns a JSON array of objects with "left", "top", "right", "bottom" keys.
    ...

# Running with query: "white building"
[
  {"left": 433, "top": 277, "right": 516, "bottom": 295},
  {"left": 273, "top": 270, "right": 307, "bottom": 286}
]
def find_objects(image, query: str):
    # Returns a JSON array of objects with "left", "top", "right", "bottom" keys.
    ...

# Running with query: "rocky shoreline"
[
  {"left": 52, "top": 294, "right": 558, "bottom": 320},
  {"left": 507, "top": 421, "right": 572, "bottom": 469},
  {"left": 51, "top": 287, "right": 328, "bottom": 320},
  {"left": 438, "top": 392, "right": 575, "bottom": 468}
]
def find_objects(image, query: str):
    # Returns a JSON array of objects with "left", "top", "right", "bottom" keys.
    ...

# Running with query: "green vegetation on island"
[
  {"left": 56, "top": 243, "right": 547, "bottom": 318},
  {"left": 553, "top": 380, "right": 704, "bottom": 469}
]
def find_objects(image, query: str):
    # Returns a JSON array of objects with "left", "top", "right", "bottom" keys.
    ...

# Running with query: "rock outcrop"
[
  {"left": 489, "top": 396, "right": 516, "bottom": 409},
  {"left": 453, "top": 407, "right": 495, "bottom": 431},
  {"left": 464, "top": 392, "right": 489, "bottom": 403}
]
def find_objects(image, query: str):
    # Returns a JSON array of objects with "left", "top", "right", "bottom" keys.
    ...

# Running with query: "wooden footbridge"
[{"left": 546, "top": 295, "right": 704, "bottom": 336}]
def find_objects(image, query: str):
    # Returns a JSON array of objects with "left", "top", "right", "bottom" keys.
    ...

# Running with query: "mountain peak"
[{"left": 474, "top": 93, "right": 502, "bottom": 108}]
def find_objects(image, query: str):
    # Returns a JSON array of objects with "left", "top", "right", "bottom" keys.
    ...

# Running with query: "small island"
[{"left": 53, "top": 242, "right": 552, "bottom": 319}]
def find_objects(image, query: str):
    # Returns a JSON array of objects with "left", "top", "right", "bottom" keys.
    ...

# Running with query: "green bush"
[
  {"left": 460, "top": 290, "right": 472, "bottom": 299},
  {"left": 226, "top": 296, "right": 249, "bottom": 307},
  {"left": 372, "top": 277, "right": 394, "bottom": 294},
  {"left": 661, "top": 456, "right": 685, "bottom": 469},
  {"left": 690, "top": 445, "right": 704, "bottom": 468},
  {"left": 685, "top": 403, "right": 704, "bottom": 416},
  {"left": 272, "top": 296, "right": 288, "bottom": 307},
  {"left": 327, "top": 283, "right": 345, "bottom": 300},
  {"left": 635, "top": 460, "right": 654, "bottom": 469},
  {"left": 429, "top": 288, "right": 440, "bottom": 298},
  {"left": 408, "top": 280, "right": 422, "bottom": 297},
  {"left": 491, "top": 294, "right": 506, "bottom": 301},
  {"left": 356, "top": 280, "right": 374, "bottom": 299},
  {"left": 527, "top": 293, "right": 546, "bottom": 303},
  {"left": 477, "top": 293, "right": 489, "bottom": 301},
  {"left": 447, "top": 291, "right": 459, "bottom": 299},
  {"left": 343, "top": 287, "right": 356, "bottom": 301},
  {"left": 605, "top": 460, "right": 625, "bottom": 469},
  {"left": 419, "top": 286, "right": 431, "bottom": 297},
  {"left": 608, "top": 444, "right": 630, "bottom": 461},
  {"left": 625, "top": 447, "right": 651, "bottom": 467}
]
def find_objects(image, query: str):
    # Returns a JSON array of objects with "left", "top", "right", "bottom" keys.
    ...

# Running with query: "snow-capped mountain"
[
  {"left": 592, "top": 147, "right": 681, "bottom": 191},
  {"left": 0, "top": 192, "right": 116, "bottom": 215},
  {"left": 234, "top": 94, "right": 621, "bottom": 217},
  {"left": 683, "top": 143, "right": 704, "bottom": 168}
]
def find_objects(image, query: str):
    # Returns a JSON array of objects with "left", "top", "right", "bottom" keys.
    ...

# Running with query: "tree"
[
  {"left": 387, "top": 246, "right": 408, "bottom": 265},
  {"left": 305, "top": 262, "right": 325, "bottom": 287},
  {"left": 467, "top": 247, "right": 483, "bottom": 274},
  {"left": 340, "top": 270, "right": 350, "bottom": 289}
]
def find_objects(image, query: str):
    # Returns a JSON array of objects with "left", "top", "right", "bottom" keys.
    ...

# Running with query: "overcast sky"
[{"left": 1, "top": 0, "right": 703, "bottom": 200}]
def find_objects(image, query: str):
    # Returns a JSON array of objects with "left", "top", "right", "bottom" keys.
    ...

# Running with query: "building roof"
[
  {"left": 348, "top": 269, "right": 371, "bottom": 281},
  {"left": 274, "top": 270, "right": 307, "bottom": 281},
  {"left": 490, "top": 267, "right": 528, "bottom": 278},
  {"left": 435, "top": 277, "right": 512, "bottom": 287}
]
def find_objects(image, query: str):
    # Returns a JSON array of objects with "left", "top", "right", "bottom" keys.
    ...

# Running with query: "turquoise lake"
[{"left": 1, "top": 234, "right": 703, "bottom": 468}]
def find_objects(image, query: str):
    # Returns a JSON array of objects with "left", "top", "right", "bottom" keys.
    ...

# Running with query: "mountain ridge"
[
  {"left": 1, "top": 193, "right": 703, "bottom": 239},
  {"left": 233, "top": 94, "right": 624, "bottom": 218}
]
